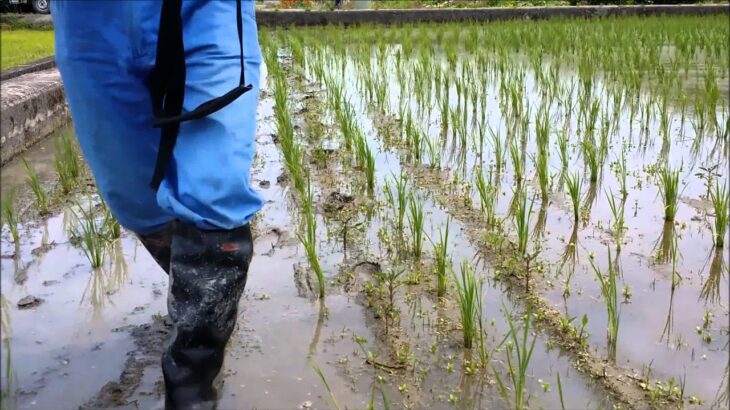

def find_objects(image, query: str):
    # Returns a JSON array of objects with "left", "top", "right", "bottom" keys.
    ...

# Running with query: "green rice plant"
[
  {"left": 509, "top": 138, "right": 524, "bottom": 187},
  {"left": 616, "top": 150, "right": 628, "bottom": 199},
  {"left": 452, "top": 261, "right": 481, "bottom": 349},
  {"left": 100, "top": 198, "right": 121, "bottom": 241},
  {"left": 533, "top": 151, "right": 550, "bottom": 202},
  {"left": 70, "top": 201, "right": 108, "bottom": 269},
  {"left": 581, "top": 136, "right": 599, "bottom": 183},
  {"left": 22, "top": 158, "right": 48, "bottom": 215},
  {"left": 565, "top": 172, "right": 583, "bottom": 222},
  {"left": 488, "top": 125, "right": 504, "bottom": 173},
  {"left": 390, "top": 172, "right": 409, "bottom": 238},
  {"left": 606, "top": 190, "right": 626, "bottom": 251},
  {"left": 297, "top": 181, "right": 325, "bottom": 299},
  {"left": 423, "top": 135, "right": 441, "bottom": 168},
  {"left": 656, "top": 165, "right": 681, "bottom": 221},
  {"left": 494, "top": 305, "right": 537, "bottom": 410},
  {"left": 364, "top": 143, "right": 376, "bottom": 195},
  {"left": 311, "top": 361, "right": 341, "bottom": 410},
  {"left": 709, "top": 182, "right": 728, "bottom": 248},
  {"left": 556, "top": 372, "right": 566, "bottom": 410},
  {"left": 513, "top": 189, "right": 534, "bottom": 258},
  {"left": 1, "top": 189, "right": 20, "bottom": 245},
  {"left": 408, "top": 194, "right": 425, "bottom": 259},
  {"left": 431, "top": 218, "right": 450, "bottom": 298},
  {"left": 54, "top": 132, "right": 81, "bottom": 195},
  {"left": 475, "top": 167, "right": 497, "bottom": 226},
  {"left": 556, "top": 131, "right": 569, "bottom": 171},
  {"left": 589, "top": 247, "right": 620, "bottom": 362}
]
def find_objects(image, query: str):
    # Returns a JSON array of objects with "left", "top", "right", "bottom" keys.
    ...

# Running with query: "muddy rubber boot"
[
  {"left": 163, "top": 222, "right": 253, "bottom": 410},
  {"left": 138, "top": 225, "right": 173, "bottom": 274}
]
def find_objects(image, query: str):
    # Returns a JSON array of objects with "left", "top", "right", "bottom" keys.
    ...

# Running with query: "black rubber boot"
[
  {"left": 138, "top": 224, "right": 173, "bottom": 274},
  {"left": 163, "top": 222, "right": 253, "bottom": 410}
]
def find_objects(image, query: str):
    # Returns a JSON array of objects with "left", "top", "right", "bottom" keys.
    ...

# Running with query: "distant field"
[{"left": 0, "top": 29, "right": 54, "bottom": 70}]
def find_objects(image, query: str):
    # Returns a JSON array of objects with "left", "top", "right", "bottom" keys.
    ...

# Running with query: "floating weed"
[
  {"left": 589, "top": 247, "right": 620, "bottom": 361},
  {"left": 22, "top": 158, "right": 48, "bottom": 215},
  {"left": 1, "top": 189, "right": 20, "bottom": 245},
  {"left": 408, "top": 194, "right": 425, "bottom": 259},
  {"left": 452, "top": 261, "right": 481, "bottom": 349},
  {"left": 656, "top": 165, "right": 681, "bottom": 221},
  {"left": 709, "top": 182, "right": 728, "bottom": 247}
]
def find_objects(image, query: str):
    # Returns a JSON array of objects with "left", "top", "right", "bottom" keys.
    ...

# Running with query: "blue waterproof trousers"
[{"left": 51, "top": 0, "right": 263, "bottom": 236}]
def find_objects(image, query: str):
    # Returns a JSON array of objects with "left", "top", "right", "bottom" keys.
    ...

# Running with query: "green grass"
[{"left": 0, "top": 29, "right": 54, "bottom": 70}]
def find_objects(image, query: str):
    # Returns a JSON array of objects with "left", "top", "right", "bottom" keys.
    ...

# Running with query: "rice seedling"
[
  {"left": 54, "top": 131, "right": 80, "bottom": 195},
  {"left": 582, "top": 136, "right": 600, "bottom": 183},
  {"left": 534, "top": 151, "right": 550, "bottom": 202},
  {"left": 364, "top": 144, "right": 376, "bottom": 195},
  {"left": 22, "top": 158, "right": 48, "bottom": 215},
  {"left": 709, "top": 182, "right": 728, "bottom": 247},
  {"left": 431, "top": 218, "right": 450, "bottom": 298},
  {"left": 656, "top": 165, "right": 681, "bottom": 221},
  {"left": 390, "top": 172, "right": 409, "bottom": 238},
  {"left": 408, "top": 194, "right": 425, "bottom": 259},
  {"left": 589, "top": 247, "right": 620, "bottom": 361},
  {"left": 513, "top": 189, "right": 534, "bottom": 258},
  {"left": 606, "top": 190, "right": 626, "bottom": 250},
  {"left": 489, "top": 125, "right": 504, "bottom": 173},
  {"left": 509, "top": 138, "right": 524, "bottom": 187},
  {"left": 1, "top": 189, "right": 20, "bottom": 245},
  {"left": 70, "top": 200, "right": 108, "bottom": 269},
  {"left": 297, "top": 181, "right": 325, "bottom": 299},
  {"left": 556, "top": 372, "right": 566, "bottom": 410},
  {"left": 556, "top": 131, "right": 569, "bottom": 171},
  {"left": 494, "top": 305, "right": 537, "bottom": 410},
  {"left": 100, "top": 199, "right": 121, "bottom": 241},
  {"left": 452, "top": 261, "right": 481, "bottom": 349},
  {"left": 311, "top": 362, "right": 341, "bottom": 410},
  {"left": 475, "top": 167, "right": 497, "bottom": 226}
]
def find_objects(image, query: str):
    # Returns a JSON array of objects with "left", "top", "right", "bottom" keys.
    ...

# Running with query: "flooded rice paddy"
[{"left": 2, "top": 14, "right": 729, "bottom": 410}]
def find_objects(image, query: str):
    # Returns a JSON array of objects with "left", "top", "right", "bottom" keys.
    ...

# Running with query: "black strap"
[{"left": 149, "top": 0, "right": 252, "bottom": 189}]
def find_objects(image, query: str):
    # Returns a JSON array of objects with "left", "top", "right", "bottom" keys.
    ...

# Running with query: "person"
[{"left": 50, "top": 1, "right": 261, "bottom": 408}]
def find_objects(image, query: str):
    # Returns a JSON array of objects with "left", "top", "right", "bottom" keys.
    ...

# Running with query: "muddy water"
[{"left": 295, "top": 36, "right": 729, "bottom": 405}]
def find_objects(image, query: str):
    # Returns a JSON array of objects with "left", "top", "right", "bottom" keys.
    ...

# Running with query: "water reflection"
[
  {"left": 652, "top": 221, "right": 676, "bottom": 265},
  {"left": 699, "top": 248, "right": 727, "bottom": 304}
]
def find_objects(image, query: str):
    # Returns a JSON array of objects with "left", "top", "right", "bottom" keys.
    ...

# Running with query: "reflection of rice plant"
[
  {"left": 589, "top": 247, "right": 620, "bottom": 361},
  {"left": 297, "top": 182, "right": 325, "bottom": 299},
  {"left": 71, "top": 201, "right": 108, "bottom": 269},
  {"left": 22, "top": 158, "right": 48, "bottom": 215},
  {"left": 311, "top": 361, "right": 341, "bottom": 410},
  {"left": 475, "top": 167, "right": 497, "bottom": 225},
  {"left": 494, "top": 305, "right": 537, "bottom": 410},
  {"left": 432, "top": 218, "right": 450, "bottom": 298},
  {"left": 616, "top": 150, "right": 628, "bottom": 199},
  {"left": 408, "top": 194, "right": 425, "bottom": 259},
  {"left": 54, "top": 132, "right": 81, "bottom": 195},
  {"left": 1, "top": 189, "right": 20, "bottom": 245},
  {"left": 657, "top": 165, "right": 681, "bottom": 221},
  {"left": 452, "top": 261, "right": 481, "bottom": 349},
  {"left": 565, "top": 172, "right": 582, "bottom": 222},
  {"left": 709, "top": 183, "right": 728, "bottom": 247}
]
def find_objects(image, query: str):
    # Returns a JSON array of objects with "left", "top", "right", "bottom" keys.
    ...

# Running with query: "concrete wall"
[
  {"left": 255, "top": 4, "right": 729, "bottom": 27},
  {"left": 0, "top": 69, "right": 68, "bottom": 165}
]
